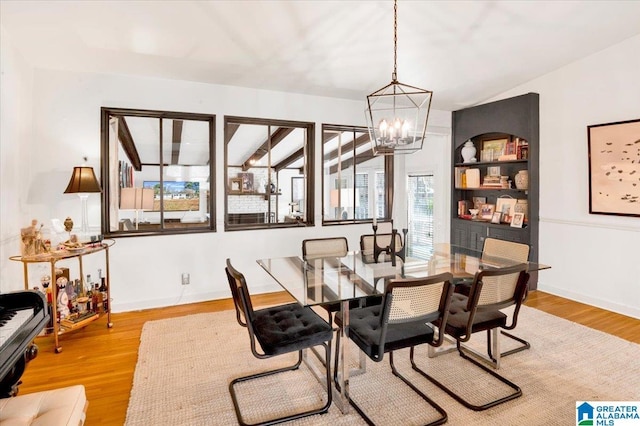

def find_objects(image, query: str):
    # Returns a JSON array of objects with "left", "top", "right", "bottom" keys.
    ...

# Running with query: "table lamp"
[
  {"left": 120, "top": 187, "right": 154, "bottom": 229},
  {"left": 63, "top": 161, "right": 101, "bottom": 238}
]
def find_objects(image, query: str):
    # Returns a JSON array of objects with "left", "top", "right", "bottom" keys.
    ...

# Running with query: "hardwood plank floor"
[{"left": 15, "top": 291, "right": 640, "bottom": 425}]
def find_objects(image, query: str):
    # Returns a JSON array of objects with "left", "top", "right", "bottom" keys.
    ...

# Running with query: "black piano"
[{"left": 0, "top": 290, "right": 49, "bottom": 397}]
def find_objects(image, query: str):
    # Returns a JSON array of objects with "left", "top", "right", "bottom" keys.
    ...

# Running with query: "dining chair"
[
  {"left": 455, "top": 238, "right": 531, "bottom": 359},
  {"left": 301, "top": 237, "right": 351, "bottom": 324},
  {"left": 423, "top": 263, "right": 529, "bottom": 411},
  {"left": 225, "top": 259, "right": 333, "bottom": 426},
  {"left": 333, "top": 272, "right": 455, "bottom": 426}
]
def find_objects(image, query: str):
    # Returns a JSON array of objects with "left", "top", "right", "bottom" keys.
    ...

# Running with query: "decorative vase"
[
  {"left": 461, "top": 140, "right": 477, "bottom": 163},
  {"left": 515, "top": 170, "right": 529, "bottom": 190}
]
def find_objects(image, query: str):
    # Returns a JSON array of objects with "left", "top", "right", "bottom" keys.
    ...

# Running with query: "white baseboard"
[
  {"left": 111, "top": 284, "right": 278, "bottom": 313},
  {"left": 537, "top": 283, "right": 640, "bottom": 320}
]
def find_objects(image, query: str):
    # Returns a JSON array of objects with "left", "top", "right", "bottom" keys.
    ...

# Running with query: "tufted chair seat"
[
  {"left": 225, "top": 259, "right": 333, "bottom": 426},
  {"left": 253, "top": 303, "right": 333, "bottom": 356},
  {"left": 444, "top": 293, "right": 507, "bottom": 338},
  {"left": 0, "top": 385, "right": 87, "bottom": 426}
]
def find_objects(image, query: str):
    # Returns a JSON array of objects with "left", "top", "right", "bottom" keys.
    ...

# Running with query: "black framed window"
[
  {"left": 224, "top": 116, "right": 314, "bottom": 230},
  {"left": 100, "top": 107, "right": 215, "bottom": 237},
  {"left": 322, "top": 124, "right": 393, "bottom": 224}
]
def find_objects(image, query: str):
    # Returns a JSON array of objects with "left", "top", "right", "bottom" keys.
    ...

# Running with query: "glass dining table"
[{"left": 257, "top": 243, "right": 550, "bottom": 414}]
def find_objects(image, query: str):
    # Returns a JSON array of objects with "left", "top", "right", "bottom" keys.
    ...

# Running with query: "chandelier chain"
[{"left": 393, "top": 0, "right": 398, "bottom": 81}]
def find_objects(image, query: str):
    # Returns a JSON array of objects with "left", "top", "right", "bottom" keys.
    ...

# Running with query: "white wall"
[
  {"left": 0, "top": 58, "right": 452, "bottom": 312},
  {"left": 489, "top": 35, "right": 640, "bottom": 319}
]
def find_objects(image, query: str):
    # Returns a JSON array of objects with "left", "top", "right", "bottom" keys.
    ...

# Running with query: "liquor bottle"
[{"left": 98, "top": 268, "right": 108, "bottom": 312}]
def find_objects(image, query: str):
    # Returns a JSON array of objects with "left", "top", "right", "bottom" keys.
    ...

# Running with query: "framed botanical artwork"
[
  {"left": 588, "top": 118, "right": 640, "bottom": 217},
  {"left": 490, "top": 212, "right": 502, "bottom": 224},
  {"left": 510, "top": 212, "right": 525, "bottom": 228},
  {"left": 229, "top": 177, "right": 242, "bottom": 194},
  {"left": 480, "top": 203, "right": 495, "bottom": 220}
]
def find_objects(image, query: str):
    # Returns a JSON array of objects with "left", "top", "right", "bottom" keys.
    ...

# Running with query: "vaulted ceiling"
[{"left": 2, "top": 1, "right": 640, "bottom": 112}]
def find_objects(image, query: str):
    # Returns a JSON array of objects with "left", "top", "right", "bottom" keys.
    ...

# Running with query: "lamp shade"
[
  {"left": 63, "top": 166, "right": 102, "bottom": 194},
  {"left": 120, "top": 188, "right": 154, "bottom": 210}
]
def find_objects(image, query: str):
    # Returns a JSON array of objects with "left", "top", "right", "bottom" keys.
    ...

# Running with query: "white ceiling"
[{"left": 2, "top": 0, "right": 640, "bottom": 111}]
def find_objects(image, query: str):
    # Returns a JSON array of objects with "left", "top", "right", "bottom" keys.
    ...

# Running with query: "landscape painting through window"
[{"left": 143, "top": 181, "right": 200, "bottom": 211}]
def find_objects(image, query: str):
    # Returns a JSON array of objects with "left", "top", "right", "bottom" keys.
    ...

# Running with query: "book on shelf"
[{"left": 60, "top": 312, "right": 99, "bottom": 330}]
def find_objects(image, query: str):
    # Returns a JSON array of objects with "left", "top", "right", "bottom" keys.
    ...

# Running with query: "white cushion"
[{"left": 0, "top": 385, "right": 87, "bottom": 426}]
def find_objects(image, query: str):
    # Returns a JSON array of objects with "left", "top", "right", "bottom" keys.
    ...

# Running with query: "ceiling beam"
[
  {"left": 171, "top": 119, "right": 183, "bottom": 165},
  {"left": 274, "top": 147, "right": 304, "bottom": 173},
  {"left": 118, "top": 117, "right": 142, "bottom": 171},
  {"left": 329, "top": 150, "right": 376, "bottom": 175},
  {"left": 225, "top": 123, "right": 240, "bottom": 145},
  {"left": 241, "top": 127, "right": 294, "bottom": 171},
  {"left": 323, "top": 133, "right": 371, "bottom": 162}
]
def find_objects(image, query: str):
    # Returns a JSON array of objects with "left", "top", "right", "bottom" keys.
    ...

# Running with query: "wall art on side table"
[{"left": 588, "top": 118, "right": 640, "bottom": 217}]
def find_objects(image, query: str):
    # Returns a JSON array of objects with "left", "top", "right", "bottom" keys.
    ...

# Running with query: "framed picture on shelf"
[
  {"left": 481, "top": 136, "right": 508, "bottom": 161},
  {"left": 229, "top": 178, "right": 242, "bottom": 194},
  {"left": 496, "top": 196, "right": 517, "bottom": 222},
  {"left": 480, "top": 204, "right": 495, "bottom": 220},
  {"left": 472, "top": 196, "right": 486, "bottom": 210},
  {"left": 238, "top": 172, "right": 254, "bottom": 192},
  {"left": 510, "top": 212, "right": 525, "bottom": 228},
  {"left": 490, "top": 212, "right": 502, "bottom": 224},
  {"left": 587, "top": 118, "right": 640, "bottom": 217}
]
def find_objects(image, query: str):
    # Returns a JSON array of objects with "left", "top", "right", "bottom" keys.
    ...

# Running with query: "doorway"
[{"left": 407, "top": 174, "right": 435, "bottom": 259}]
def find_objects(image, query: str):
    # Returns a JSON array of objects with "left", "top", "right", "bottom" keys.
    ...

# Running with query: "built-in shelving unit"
[{"left": 450, "top": 93, "right": 540, "bottom": 288}]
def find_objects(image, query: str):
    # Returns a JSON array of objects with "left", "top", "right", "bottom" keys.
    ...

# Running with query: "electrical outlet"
[{"left": 181, "top": 273, "right": 190, "bottom": 285}]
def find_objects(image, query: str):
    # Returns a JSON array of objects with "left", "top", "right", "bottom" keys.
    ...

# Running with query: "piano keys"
[{"left": 0, "top": 290, "right": 49, "bottom": 397}]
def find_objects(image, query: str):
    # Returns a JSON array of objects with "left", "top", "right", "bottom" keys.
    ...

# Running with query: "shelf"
[
  {"left": 454, "top": 159, "right": 528, "bottom": 167},
  {"left": 455, "top": 187, "right": 527, "bottom": 192}
]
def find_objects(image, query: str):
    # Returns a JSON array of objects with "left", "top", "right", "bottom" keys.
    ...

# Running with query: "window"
[
  {"left": 407, "top": 174, "right": 435, "bottom": 259},
  {"left": 224, "top": 116, "right": 314, "bottom": 230},
  {"left": 100, "top": 108, "right": 215, "bottom": 236},
  {"left": 322, "top": 124, "right": 393, "bottom": 224}
]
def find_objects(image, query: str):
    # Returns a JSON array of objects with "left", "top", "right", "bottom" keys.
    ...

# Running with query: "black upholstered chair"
[
  {"left": 454, "top": 238, "right": 532, "bottom": 359},
  {"left": 334, "top": 272, "right": 455, "bottom": 426},
  {"left": 225, "top": 259, "right": 333, "bottom": 426},
  {"left": 424, "top": 263, "right": 530, "bottom": 411}
]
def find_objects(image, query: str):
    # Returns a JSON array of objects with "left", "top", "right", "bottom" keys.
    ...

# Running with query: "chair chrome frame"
[
  {"left": 334, "top": 272, "right": 455, "bottom": 426},
  {"left": 226, "top": 259, "right": 333, "bottom": 426},
  {"left": 453, "top": 238, "right": 532, "bottom": 361},
  {"left": 425, "top": 263, "right": 529, "bottom": 411}
]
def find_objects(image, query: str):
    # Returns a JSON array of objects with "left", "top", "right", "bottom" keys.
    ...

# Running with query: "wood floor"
[{"left": 16, "top": 290, "right": 640, "bottom": 425}]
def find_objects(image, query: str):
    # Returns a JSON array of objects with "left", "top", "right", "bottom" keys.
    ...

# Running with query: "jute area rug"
[{"left": 125, "top": 306, "right": 639, "bottom": 425}]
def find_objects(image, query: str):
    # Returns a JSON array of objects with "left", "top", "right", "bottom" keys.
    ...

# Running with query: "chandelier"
[{"left": 365, "top": 0, "right": 433, "bottom": 156}]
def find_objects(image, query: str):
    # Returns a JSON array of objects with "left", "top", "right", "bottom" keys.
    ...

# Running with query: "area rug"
[{"left": 125, "top": 306, "right": 639, "bottom": 425}]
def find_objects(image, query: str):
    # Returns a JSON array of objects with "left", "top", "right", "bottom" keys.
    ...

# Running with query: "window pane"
[
  {"left": 225, "top": 117, "right": 313, "bottom": 229},
  {"left": 101, "top": 108, "right": 214, "bottom": 236},
  {"left": 322, "top": 124, "right": 389, "bottom": 224},
  {"left": 407, "top": 174, "right": 435, "bottom": 259}
]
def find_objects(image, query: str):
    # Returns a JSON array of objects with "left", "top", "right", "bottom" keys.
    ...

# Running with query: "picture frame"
[
  {"left": 587, "top": 118, "right": 640, "bottom": 217},
  {"left": 510, "top": 212, "right": 525, "bottom": 228},
  {"left": 229, "top": 177, "right": 242, "bottom": 194},
  {"left": 480, "top": 203, "right": 495, "bottom": 220},
  {"left": 496, "top": 196, "right": 517, "bottom": 223},
  {"left": 481, "top": 137, "right": 508, "bottom": 161},
  {"left": 238, "top": 172, "right": 254, "bottom": 193},
  {"left": 472, "top": 196, "right": 487, "bottom": 210},
  {"left": 490, "top": 212, "right": 502, "bottom": 224}
]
